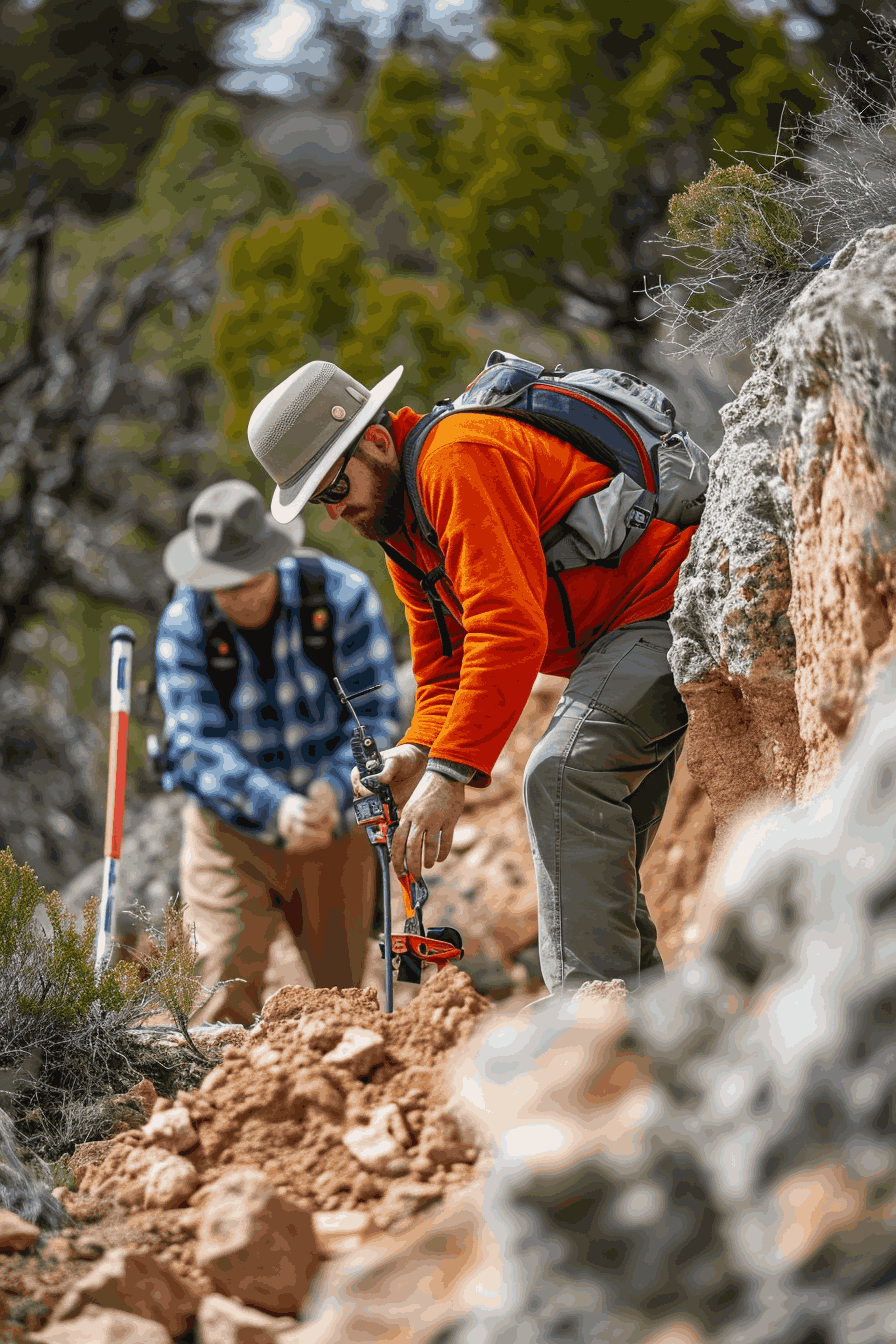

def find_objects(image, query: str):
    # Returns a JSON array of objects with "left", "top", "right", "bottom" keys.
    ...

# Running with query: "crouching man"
[{"left": 155, "top": 479, "right": 399, "bottom": 1024}]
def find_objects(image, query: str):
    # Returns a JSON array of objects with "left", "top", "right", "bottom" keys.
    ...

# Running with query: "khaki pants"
[{"left": 179, "top": 803, "right": 375, "bottom": 1025}]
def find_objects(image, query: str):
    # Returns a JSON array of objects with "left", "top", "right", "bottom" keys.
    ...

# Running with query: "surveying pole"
[{"left": 94, "top": 625, "right": 136, "bottom": 977}]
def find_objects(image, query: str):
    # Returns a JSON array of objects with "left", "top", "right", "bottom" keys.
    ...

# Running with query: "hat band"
[{"left": 278, "top": 420, "right": 361, "bottom": 493}]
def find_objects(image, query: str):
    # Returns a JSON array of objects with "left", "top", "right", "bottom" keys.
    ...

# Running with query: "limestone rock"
[
  {"left": 0, "top": 1209, "right": 40, "bottom": 1250},
  {"left": 342, "top": 1103, "right": 406, "bottom": 1173},
  {"left": 298, "top": 1016, "right": 342, "bottom": 1050},
  {"left": 195, "top": 1168, "right": 320, "bottom": 1314},
  {"left": 417, "top": 1110, "right": 474, "bottom": 1170},
  {"left": 141, "top": 1105, "right": 198, "bottom": 1154},
  {"left": 143, "top": 1154, "right": 199, "bottom": 1210},
  {"left": 371, "top": 1181, "right": 442, "bottom": 1232},
  {"left": 196, "top": 1293, "right": 299, "bottom": 1343},
  {"left": 48, "top": 1248, "right": 197, "bottom": 1336},
  {"left": 321, "top": 1027, "right": 385, "bottom": 1077},
  {"left": 670, "top": 226, "right": 896, "bottom": 820},
  {"left": 311, "top": 1210, "right": 371, "bottom": 1255},
  {"left": 35, "top": 1306, "right": 174, "bottom": 1343}
]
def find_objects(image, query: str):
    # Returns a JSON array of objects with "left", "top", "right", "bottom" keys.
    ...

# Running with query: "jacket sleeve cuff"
[{"left": 426, "top": 757, "right": 480, "bottom": 785}]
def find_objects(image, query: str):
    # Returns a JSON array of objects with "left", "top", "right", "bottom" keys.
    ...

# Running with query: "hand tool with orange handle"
[{"left": 333, "top": 677, "right": 463, "bottom": 1013}]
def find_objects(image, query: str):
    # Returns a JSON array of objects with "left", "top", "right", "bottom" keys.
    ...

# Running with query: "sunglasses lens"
[{"left": 313, "top": 473, "right": 347, "bottom": 505}]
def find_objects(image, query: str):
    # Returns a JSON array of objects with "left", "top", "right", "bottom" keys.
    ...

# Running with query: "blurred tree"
[
  {"left": 0, "top": 0, "right": 281, "bottom": 657},
  {"left": 363, "top": 0, "right": 822, "bottom": 365},
  {"left": 0, "top": 0, "right": 261, "bottom": 221},
  {"left": 0, "top": 0, "right": 300, "bottom": 883}
]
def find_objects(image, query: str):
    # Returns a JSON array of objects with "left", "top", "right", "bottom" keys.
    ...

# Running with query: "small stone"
[
  {"left": 34, "top": 1306, "right": 174, "bottom": 1343},
  {"left": 0, "top": 1209, "right": 40, "bottom": 1251},
  {"left": 321, "top": 1027, "right": 385, "bottom": 1077},
  {"left": 199, "top": 1066, "right": 228, "bottom": 1093},
  {"left": 290, "top": 1073, "right": 343, "bottom": 1117},
  {"left": 298, "top": 1016, "right": 342, "bottom": 1050},
  {"left": 142, "top": 1105, "right": 199, "bottom": 1153},
  {"left": 383, "top": 1157, "right": 411, "bottom": 1177},
  {"left": 42, "top": 1235, "right": 73, "bottom": 1264},
  {"left": 371, "top": 1181, "right": 442, "bottom": 1231},
  {"left": 144, "top": 1154, "right": 199, "bottom": 1210},
  {"left": 249, "top": 1045, "right": 281, "bottom": 1069},
  {"left": 196, "top": 1293, "right": 298, "bottom": 1343},
  {"left": 195, "top": 1168, "right": 320, "bottom": 1315},
  {"left": 418, "top": 1111, "right": 471, "bottom": 1168},
  {"left": 311, "top": 1210, "right": 371, "bottom": 1257},
  {"left": 342, "top": 1122, "right": 403, "bottom": 1173},
  {"left": 48, "top": 1248, "right": 197, "bottom": 1336}
]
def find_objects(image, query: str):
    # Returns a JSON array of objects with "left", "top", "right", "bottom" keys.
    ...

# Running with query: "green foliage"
[
  {"left": 0, "top": 848, "right": 231, "bottom": 1159},
  {"left": 0, "top": 0, "right": 260, "bottom": 222},
  {"left": 0, "top": 848, "right": 44, "bottom": 964},
  {"left": 366, "top": 4, "right": 607, "bottom": 318},
  {"left": 0, "top": 847, "right": 223, "bottom": 1050},
  {"left": 668, "top": 163, "right": 803, "bottom": 271},
  {"left": 363, "top": 0, "right": 820, "bottom": 331},
  {"left": 134, "top": 901, "right": 229, "bottom": 1061},
  {"left": 0, "top": 848, "right": 141, "bottom": 1023}
]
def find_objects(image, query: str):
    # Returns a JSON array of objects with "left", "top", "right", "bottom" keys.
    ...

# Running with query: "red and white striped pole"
[{"left": 94, "top": 624, "right": 136, "bottom": 977}]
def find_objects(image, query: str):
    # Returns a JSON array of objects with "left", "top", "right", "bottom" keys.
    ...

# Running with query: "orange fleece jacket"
[{"left": 386, "top": 406, "right": 696, "bottom": 785}]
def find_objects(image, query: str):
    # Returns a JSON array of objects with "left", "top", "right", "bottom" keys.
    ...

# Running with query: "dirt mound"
[{"left": 0, "top": 969, "right": 491, "bottom": 1330}]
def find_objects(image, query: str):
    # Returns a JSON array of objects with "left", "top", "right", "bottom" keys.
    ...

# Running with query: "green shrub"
[
  {"left": 0, "top": 848, "right": 230, "bottom": 1159},
  {"left": 668, "top": 162, "right": 803, "bottom": 272}
]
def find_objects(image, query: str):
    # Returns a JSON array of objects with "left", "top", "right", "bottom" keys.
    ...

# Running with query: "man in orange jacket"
[{"left": 247, "top": 359, "right": 694, "bottom": 992}]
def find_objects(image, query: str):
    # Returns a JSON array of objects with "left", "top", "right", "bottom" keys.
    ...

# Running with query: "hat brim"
[
  {"left": 269, "top": 364, "right": 405, "bottom": 524},
  {"left": 163, "top": 517, "right": 299, "bottom": 592}
]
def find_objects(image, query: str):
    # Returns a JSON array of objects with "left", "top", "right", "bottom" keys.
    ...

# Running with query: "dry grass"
[{"left": 650, "top": 11, "right": 896, "bottom": 358}]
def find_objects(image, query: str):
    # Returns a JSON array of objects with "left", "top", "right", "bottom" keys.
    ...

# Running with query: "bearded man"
[{"left": 246, "top": 359, "right": 695, "bottom": 993}]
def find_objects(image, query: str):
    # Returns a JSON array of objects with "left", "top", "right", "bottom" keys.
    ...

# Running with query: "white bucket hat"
[{"left": 248, "top": 360, "right": 404, "bottom": 524}]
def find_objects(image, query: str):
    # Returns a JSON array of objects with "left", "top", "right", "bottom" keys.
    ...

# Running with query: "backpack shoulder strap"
[
  {"left": 295, "top": 552, "right": 337, "bottom": 685},
  {"left": 398, "top": 407, "right": 455, "bottom": 550},
  {"left": 200, "top": 596, "right": 239, "bottom": 723}
]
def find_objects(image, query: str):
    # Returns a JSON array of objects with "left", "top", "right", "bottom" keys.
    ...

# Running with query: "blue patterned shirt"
[{"left": 155, "top": 554, "right": 400, "bottom": 835}]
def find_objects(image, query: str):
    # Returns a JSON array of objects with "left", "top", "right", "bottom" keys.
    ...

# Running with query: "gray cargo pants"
[{"left": 523, "top": 616, "right": 688, "bottom": 992}]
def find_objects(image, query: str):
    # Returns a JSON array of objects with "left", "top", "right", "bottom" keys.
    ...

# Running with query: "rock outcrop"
[
  {"left": 286, "top": 660, "right": 896, "bottom": 1343},
  {"left": 671, "top": 225, "right": 896, "bottom": 821}
]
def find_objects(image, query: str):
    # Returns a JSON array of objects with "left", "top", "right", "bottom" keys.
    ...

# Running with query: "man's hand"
[
  {"left": 352, "top": 743, "right": 427, "bottom": 809},
  {"left": 390, "top": 772, "right": 465, "bottom": 879},
  {"left": 277, "top": 781, "right": 339, "bottom": 854}
]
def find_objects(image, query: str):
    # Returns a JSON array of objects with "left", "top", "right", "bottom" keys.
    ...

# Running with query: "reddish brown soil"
[{"left": 0, "top": 970, "right": 492, "bottom": 1333}]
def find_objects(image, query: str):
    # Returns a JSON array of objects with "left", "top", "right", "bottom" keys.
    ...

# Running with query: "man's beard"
[{"left": 344, "top": 450, "right": 405, "bottom": 541}]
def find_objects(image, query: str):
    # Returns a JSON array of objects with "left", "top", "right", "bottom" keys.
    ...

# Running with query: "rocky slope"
[
  {"left": 276, "top": 657, "right": 896, "bottom": 1344},
  {"left": 671, "top": 225, "right": 896, "bottom": 822},
  {"left": 16, "top": 658, "right": 896, "bottom": 1342}
]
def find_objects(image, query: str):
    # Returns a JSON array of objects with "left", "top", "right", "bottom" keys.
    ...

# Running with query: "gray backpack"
[{"left": 383, "top": 351, "right": 710, "bottom": 655}]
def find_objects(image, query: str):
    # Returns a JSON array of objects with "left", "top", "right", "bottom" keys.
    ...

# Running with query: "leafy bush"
[
  {"left": 0, "top": 848, "right": 227, "bottom": 1160},
  {"left": 667, "top": 163, "right": 803, "bottom": 273},
  {"left": 653, "top": 11, "right": 896, "bottom": 358}
]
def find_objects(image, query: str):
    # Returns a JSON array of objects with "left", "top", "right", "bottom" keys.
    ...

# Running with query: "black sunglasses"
[{"left": 309, "top": 442, "right": 362, "bottom": 506}]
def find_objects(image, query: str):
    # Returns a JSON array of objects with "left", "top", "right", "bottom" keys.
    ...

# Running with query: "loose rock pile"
[
  {"left": 280, "top": 661, "right": 896, "bottom": 1343},
  {"left": 0, "top": 968, "right": 491, "bottom": 1337}
]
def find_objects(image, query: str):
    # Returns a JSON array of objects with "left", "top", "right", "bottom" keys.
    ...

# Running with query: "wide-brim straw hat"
[
  {"left": 163, "top": 479, "right": 302, "bottom": 591},
  {"left": 248, "top": 360, "right": 404, "bottom": 524}
]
